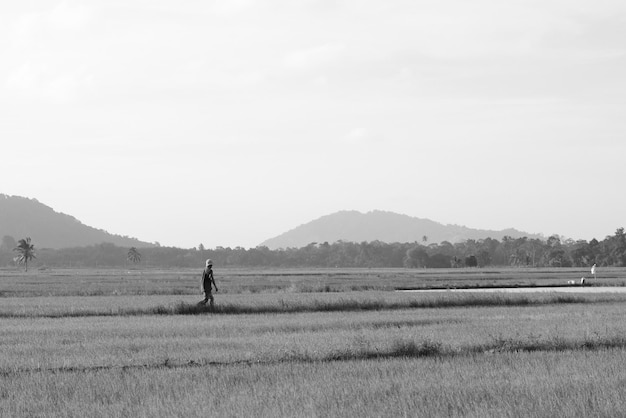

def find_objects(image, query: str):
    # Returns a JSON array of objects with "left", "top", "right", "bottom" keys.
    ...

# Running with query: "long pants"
[{"left": 201, "top": 291, "right": 214, "bottom": 307}]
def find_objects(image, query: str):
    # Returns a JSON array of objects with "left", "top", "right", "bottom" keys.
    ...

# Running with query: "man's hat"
[{"left": 206, "top": 259, "right": 213, "bottom": 267}]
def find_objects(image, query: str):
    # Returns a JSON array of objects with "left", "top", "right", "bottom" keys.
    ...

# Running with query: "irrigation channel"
[{"left": 398, "top": 286, "right": 626, "bottom": 293}]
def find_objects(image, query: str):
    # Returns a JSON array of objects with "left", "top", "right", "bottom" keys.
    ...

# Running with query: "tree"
[
  {"left": 570, "top": 240, "right": 594, "bottom": 266},
  {"left": 429, "top": 253, "right": 452, "bottom": 268},
  {"left": 127, "top": 247, "right": 141, "bottom": 264},
  {"left": 404, "top": 246, "right": 430, "bottom": 268},
  {"left": 476, "top": 249, "right": 491, "bottom": 267},
  {"left": 13, "top": 237, "right": 36, "bottom": 271},
  {"left": 465, "top": 255, "right": 478, "bottom": 268},
  {"left": 611, "top": 228, "right": 626, "bottom": 266}
]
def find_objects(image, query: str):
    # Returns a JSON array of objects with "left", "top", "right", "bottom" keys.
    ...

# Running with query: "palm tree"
[
  {"left": 127, "top": 247, "right": 141, "bottom": 264},
  {"left": 13, "top": 237, "right": 36, "bottom": 272}
]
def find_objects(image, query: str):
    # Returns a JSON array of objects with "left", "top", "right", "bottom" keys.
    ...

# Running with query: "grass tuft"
[
  {"left": 480, "top": 333, "right": 626, "bottom": 354},
  {"left": 389, "top": 338, "right": 444, "bottom": 358}
]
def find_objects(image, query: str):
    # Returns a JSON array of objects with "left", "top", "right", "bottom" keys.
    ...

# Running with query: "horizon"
[
  {"left": 4, "top": 193, "right": 625, "bottom": 249},
  {"left": 2, "top": 1, "right": 624, "bottom": 248}
]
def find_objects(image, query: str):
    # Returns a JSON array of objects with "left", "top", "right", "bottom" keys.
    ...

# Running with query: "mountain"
[
  {"left": 0, "top": 194, "right": 155, "bottom": 249},
  {"left": 259, "top": 210, "right": 544, "bottom": 249}
]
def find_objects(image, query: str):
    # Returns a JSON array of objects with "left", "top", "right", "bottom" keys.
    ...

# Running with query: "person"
[{"left": 199, "top": 259, "right": 218, "bottom": 307}]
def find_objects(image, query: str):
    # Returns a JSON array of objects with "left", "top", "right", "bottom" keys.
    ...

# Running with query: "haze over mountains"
[
  {"left": 260, "top": 210, "right": 543, "bottom": 250},
  {"left": 2, "top": 194, "right": 543, "bottom": 250},
  {"left": 0, "top": 194, "right": 154, "bottom": 249}
]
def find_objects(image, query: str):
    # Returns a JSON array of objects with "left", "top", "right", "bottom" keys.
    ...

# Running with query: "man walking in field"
[{"left": 199, "top": 259, "right": 218, "bottom": 307}]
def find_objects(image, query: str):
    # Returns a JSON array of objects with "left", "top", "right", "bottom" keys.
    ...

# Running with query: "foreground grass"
[
  {"left": 4, "top": 349, "right": 626, "bottom": 417},
  {"left": 4, "top": 288, "right": 626, "bottom": 417},
  {"left": 3, "top": 298, "right": 626, "bottom": 371},
  {"left": 4, "top": 330, "right": 626, "bottom": 375}
]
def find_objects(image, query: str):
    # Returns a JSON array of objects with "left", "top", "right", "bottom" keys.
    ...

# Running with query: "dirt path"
[{"left": 398, "top": 286, "right": 626, "bottom": 293}]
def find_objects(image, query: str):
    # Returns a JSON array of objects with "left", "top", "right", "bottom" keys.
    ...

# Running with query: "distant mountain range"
[
  {"left": 259, "top": 210, "right": 544, "bottom": 250},
  {"left": 1, "top": 194, "right": 544, "bottom": 250},
  {"left": 0, "top": 194, "right": 154, "bottom": 249}
]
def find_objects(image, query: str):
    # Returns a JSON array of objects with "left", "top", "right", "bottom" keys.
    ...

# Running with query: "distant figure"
[
  {"left": 580, "top": 277, "right": 586, "bottom": 286},
  {"left": 199, "top": 259, "right": 218, "bottom": 307}
]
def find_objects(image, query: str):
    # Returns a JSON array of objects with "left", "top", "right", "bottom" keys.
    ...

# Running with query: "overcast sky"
[{"left": 1, "top": 0, "right": 625, "bottom": 249}]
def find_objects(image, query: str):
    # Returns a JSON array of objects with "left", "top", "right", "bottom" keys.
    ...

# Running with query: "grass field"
[
  {"left": 1, "top": 266, "right": 625, "bottom": 297},
  {"left": 2, "top": 267, "right": 626, "bottom": 417}
]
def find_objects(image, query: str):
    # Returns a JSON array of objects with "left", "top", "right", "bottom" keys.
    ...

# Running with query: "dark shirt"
[{"left": 202, "top": 267, "right": 214, "bottom": 292}]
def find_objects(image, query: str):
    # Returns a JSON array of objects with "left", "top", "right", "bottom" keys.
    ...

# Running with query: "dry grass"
[
  {"left": 2, "top": 352, "right": 623, "bottom": 417},
  {"left": 4, "top": 334, "right": 626, "bottom": 417},
  {"left": 2, "top": 290, "right": 623, "bottom": 318},
  {"left": 2, "top": 266, "right": 625, "bottom": 297},
  {"left": 3, "top": 297, "right": 626, "bottom": 371},
  {"left": 4, "top": 268, "right": 626, "bottom": 416}
]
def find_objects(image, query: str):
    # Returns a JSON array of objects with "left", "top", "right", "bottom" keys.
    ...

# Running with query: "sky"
[{"left": 1, "top": 0, "right": 625, "bottom": 249}]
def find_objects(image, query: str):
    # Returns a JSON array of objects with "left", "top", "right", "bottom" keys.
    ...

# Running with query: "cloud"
[
  {"left": 47, "top": 2, "right": 92, "bottom": 31},
  {"left": 345, "top": 128, "right": 383, "bottom": 145},
  {"left": 7, "top": 2, "right": 92, "bottom": 47},
  {"left": 283, "top": 43, "right": 346, "bottom": 70},
  {"left": 5, "top": 61, "right": 41, "bottom": 92},
  {"left": 42, "top": 73, "right": 94, "bottom": 104},
  {"left": 169, "top": 58, "right": 267, "bottom": 91},
  {"left": 8, "top": 13, "right": 42, "bottom": 47},
  {"left": 211, "top": 0, "right": 256, "bottom": 16},
  {"left": 5, "top": 60, "right": 94, "bottom": 104},
  {"left": 3, "top": 3, "right": 96, "bottom": 104}
]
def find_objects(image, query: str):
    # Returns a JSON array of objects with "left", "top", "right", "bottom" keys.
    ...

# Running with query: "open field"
[
  {"left": 1, "top": 266, "right": 625, "bottom": 297},
  {"left": 2, "top": 291, "right": 626, "bottom": 319},
  {"left": 3, "top": 267, "right": 626, "bottom": 417},
  {"left": 5, "top": 350, "right": 626, "bottom": 418}
]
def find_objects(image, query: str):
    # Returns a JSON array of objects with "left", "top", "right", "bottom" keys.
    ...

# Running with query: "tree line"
[{"left": 1, "top": 228, "right": 625, "bottom": 269}]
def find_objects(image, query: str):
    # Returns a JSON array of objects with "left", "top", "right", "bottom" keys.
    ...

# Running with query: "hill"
[
  {"left": 0, "top": 194, "right": 155, "bottom": 249},
  {"left": 259, "top": 210, "right": 543, "bottom": 249}
]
